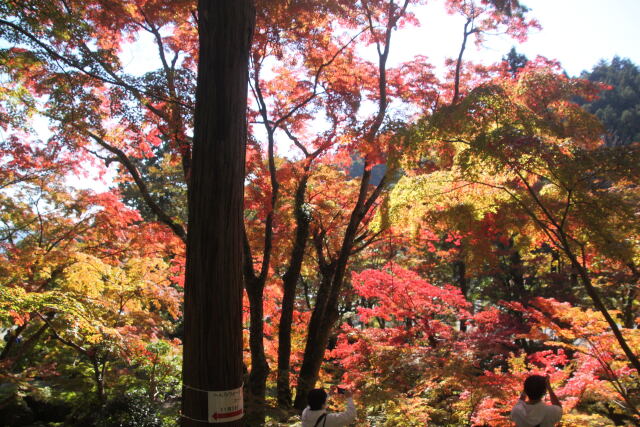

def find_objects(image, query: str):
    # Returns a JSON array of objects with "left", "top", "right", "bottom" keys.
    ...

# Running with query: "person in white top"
[
  {"left": 511, "top": 374, "right": 563, "bottom": 427},
  {"left": 301, "top": 387, "right": 357, "bottom": 427}
]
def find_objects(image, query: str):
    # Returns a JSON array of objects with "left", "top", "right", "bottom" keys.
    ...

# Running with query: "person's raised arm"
[
  {"left": 327, "top": 389, "right": 356, "bottom": 425},
  {"left": 546, "top": 375, "right": 561, "bottom": 408}
]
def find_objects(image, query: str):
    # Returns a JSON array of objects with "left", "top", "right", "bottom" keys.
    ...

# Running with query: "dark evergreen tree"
[
  {"left": 503, "top": 47, "right": 528, "bottom": 77},
  {"left": 580, "top": 57, "right": 640, "bottom": 146}
]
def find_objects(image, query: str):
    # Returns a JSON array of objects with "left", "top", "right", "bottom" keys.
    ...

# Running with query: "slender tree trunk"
[
  {"left": 557, "top": 233, "right": 640, "bottom": 373},
  {"left": 623, "top": 264, "right": 639, "bottom": 329},
  {"left": 181, "top": 2, "right": 254, "bottom": 426},
  {"left": 453, "top": 260, "right": 468, "bottom": 332},
  {"left": 293, "top": 197, "right": 366, "bottom": 409},
  {"left": 244, "top": 277, "right": 269, "bottom": 424},
  {"left": 8, "top": 322, "right": 49, "bottom": 367},
  {"left": 277, "top": 174, "right": 312, "bottom": 407},
  {"left": 294, "top": 280, "right": 330, "bottom": 409},
  {"left": 452, "top": 17, "right": 472, "bottom": 105},
  {"left": 568, "top": 255, "right": 640, "bottom": 374},
  {"left": 294, "top": 305, "right": 339, "bottom": 409},
  {"left": 91, "top": 357, "right": 106, "bottom": 403},
  {"left": 0, "top": 323, "right": 27, "bottom": 360},
  {"left": 623, "top": 286, "right": 635, "bottom": 329},
  {"left": 507, "top": 248, "right": 526, "bottom": 299},
  {"left": 276, "top": 273, "right": 297, "bottom": 407},
  {"left": 293, "top": 267, "right": 336, "bottom": 409}
]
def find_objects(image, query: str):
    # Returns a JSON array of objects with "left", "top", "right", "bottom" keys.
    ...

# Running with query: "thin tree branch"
[{"left": 82, "top": 129, "right": 187, "bottom": 242}]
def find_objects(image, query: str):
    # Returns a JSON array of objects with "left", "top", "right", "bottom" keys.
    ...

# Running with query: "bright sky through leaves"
[
  {"left": 77, "top": 0, "right": 638, "bottom": 192},
  {"left": 390, "top": 0, "right": 640, "bottom": 76},
  {"left": 116, "top": 1, "right": 640, "bottom": 79}
]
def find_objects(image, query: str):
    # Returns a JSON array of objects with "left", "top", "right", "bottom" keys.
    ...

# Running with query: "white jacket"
[
  {"left": 301, "top": 397, "right": 356, "bottom": 427},
  {"left": 511, "top": 400, "right": 562, "bottom": 427}
]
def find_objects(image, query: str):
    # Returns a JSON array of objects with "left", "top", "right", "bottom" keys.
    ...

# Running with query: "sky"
[
  {"left": 390, "top": 0, "right": 640, "bottom": 76},
  {"left": 517, "top": 0, "right": 640, "bottom": 75}
]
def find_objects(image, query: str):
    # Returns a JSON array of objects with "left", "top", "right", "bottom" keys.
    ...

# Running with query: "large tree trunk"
[
  {"left": 181, "top": 2, "right": 255, "bottom": 426},
  {"left": 277, "top": 173, "right": 312, "bottom": 407}
]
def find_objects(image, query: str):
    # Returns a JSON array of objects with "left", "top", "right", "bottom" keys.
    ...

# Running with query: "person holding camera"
[
  {"left": 511, "top": 374, "right": 563, "bottom": 427},
  {"left": 301, "top": 387, "right": 357, "bottom": 427}
]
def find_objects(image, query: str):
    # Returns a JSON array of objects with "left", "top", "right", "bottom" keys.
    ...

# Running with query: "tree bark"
[
  {"left": 293, "top": 168, "right": 375, "bottom": 409},
  {"left": 0, "top": 323, "right": 27, "bottom": 360},
  {"left": 453, "top": 17, "right": 473, "bottom": 105},
  {"left": 507, "top": 247, "right": 526, "bottom": 299},
  {"left": 453, "top": 259, "right": 468, "bottom": 332},
  {"left": 293, "top": 263, "right": 336, "bottom": 409},
  {"left": 6, "top": 322, "right": 49, "bottom": 368},
  {"left": 91, "top": 356, "right": 106, "bottom": 403},
  {"left": 181, "top": 2, "right": 255, "bottom": 426},
  {"left": 244, "top": 276, "right": 270, "bottom": 424},
  {"left": 277, "top": 173, "right": 312, "bottom": 407},
  {"left": 623, "top": 264, "right": 639, "bottom": 329},
  {"left": 563, "top": 248, "right": 640, "bottom": 374}
]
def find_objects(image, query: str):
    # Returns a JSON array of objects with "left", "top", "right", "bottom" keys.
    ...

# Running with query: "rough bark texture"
[{"left": 181, "top": 2, "right": 254, "bottom": 426}]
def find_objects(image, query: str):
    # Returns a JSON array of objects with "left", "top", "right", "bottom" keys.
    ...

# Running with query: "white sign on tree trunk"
[{"left": 207, "top": 384, "right": 244, "bottom": 423}]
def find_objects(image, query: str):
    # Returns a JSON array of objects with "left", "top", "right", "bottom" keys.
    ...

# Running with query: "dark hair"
[
  {"left": 308, "top": 388, "right": 327, "bottom": 410},
  {"left": 524, "top": 375, "right": 547, "bottom": 401}
]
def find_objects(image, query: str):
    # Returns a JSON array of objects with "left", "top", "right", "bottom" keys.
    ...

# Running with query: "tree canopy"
[
  {"left": 0, "top": 1, "right": 639, "bottom": 426},
  {"left": 580, "top": 56, "right": 640, "bottom": 146}
]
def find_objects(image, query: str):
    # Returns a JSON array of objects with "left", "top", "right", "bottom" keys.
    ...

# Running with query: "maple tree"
[
  {"left": 475, "top": 68, "right": 636, "bottom": 366},
  {"left": 0, "top": 158, "right": 182, "bottom": 422},
  {"left": 232, "top": 0, "right": 536, "bottom": 416},
  {"left": 2, "top": 0, "right": 640, "bottom": 425},
  {"left": 267, "top": 0, "right": 537, "bottom": 410},
  {"left": 243, "top": 0, "right": 421, "bottom": 410},
  {"left": 388, "top": 62, "right": 640, "bottom": 416},
  {"left": 0, "top": 0, "right": 195, "bottom": 242}
]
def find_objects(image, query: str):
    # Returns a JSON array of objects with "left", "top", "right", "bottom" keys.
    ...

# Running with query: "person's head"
[
  {"left": 308, "top": 388, "right": 327, "bottom": 410},
  {"left": 524, "top": 375, "right": 547, "bottom": 401}
]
